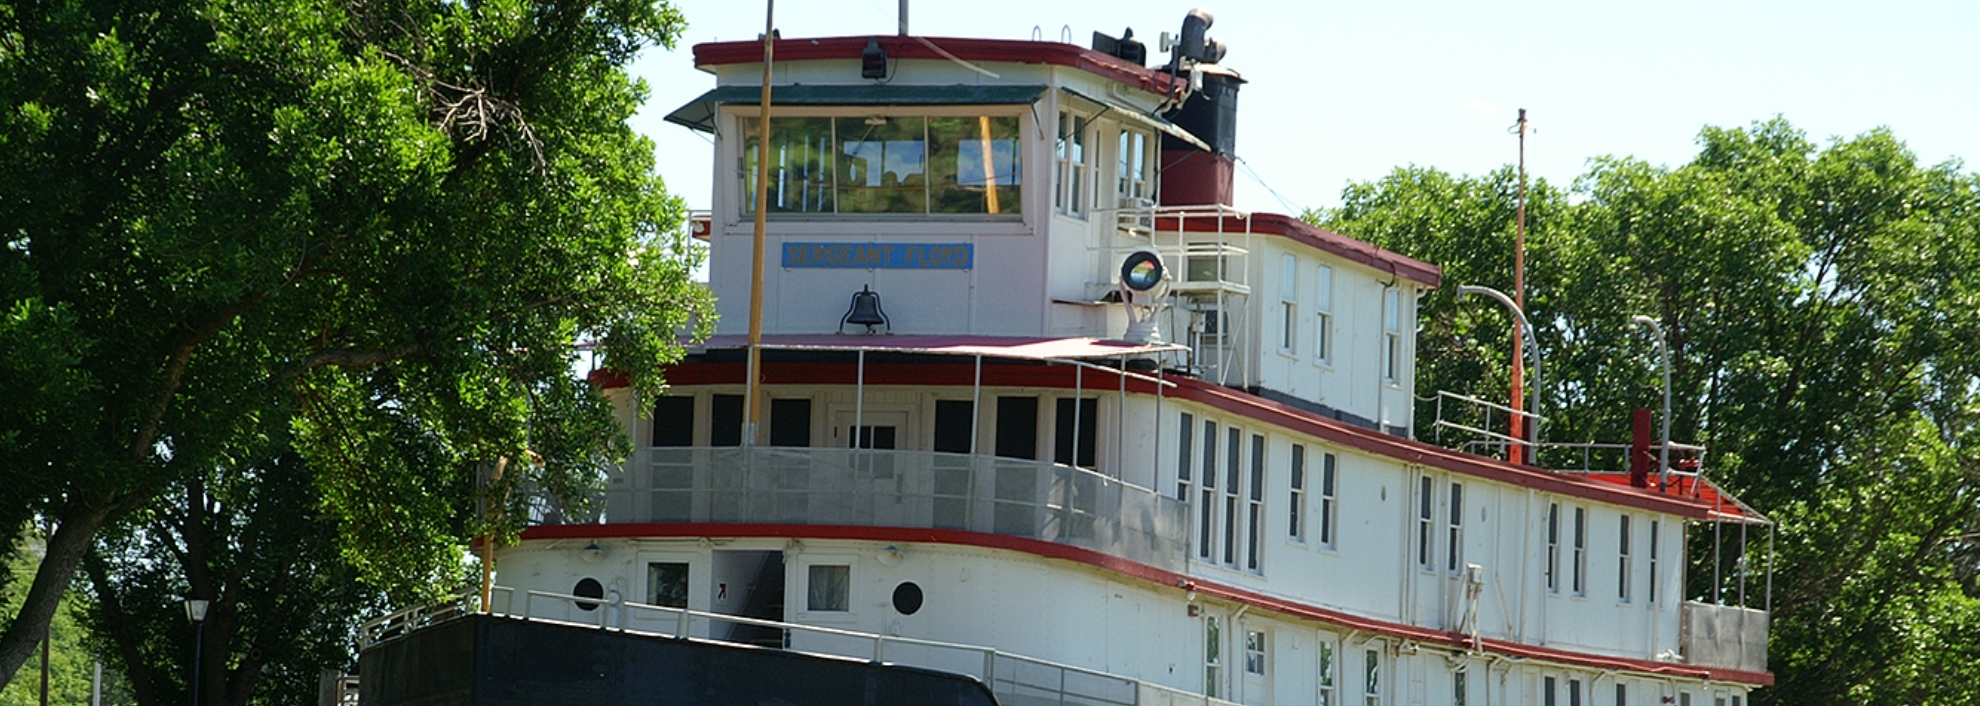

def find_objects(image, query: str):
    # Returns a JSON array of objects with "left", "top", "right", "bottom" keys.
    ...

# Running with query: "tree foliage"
[
  {"left": 0, "top": 0, "right": 711, "bottom": 692},
  {"left": 1313, "top": 118, "right": 1980, "bottom": 705}
]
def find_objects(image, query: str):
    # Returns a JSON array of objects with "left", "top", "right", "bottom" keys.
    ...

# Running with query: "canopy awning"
[
  {"left": 665, "top": 84, "right": 1051, "bottom": 133},
  {"left": 1059, "top": 88, "right": 1211, "bottom": 152},
  {"left": 697, "top": 333, "right": 1186, "bottom": 361}
]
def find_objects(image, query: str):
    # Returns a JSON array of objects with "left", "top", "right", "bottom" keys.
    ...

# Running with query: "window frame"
[
  {"left": 1247, "top": 433, "right": 1266, "bottom": 572},
  {"left": 1055, "top": 109, "right": 1095, "bottom": 218},
  {"left": 1383, "top": 287, "right": 1404, "bottom": 384},
  {"left": 1289, "top": 444, "right": 1307, "bottom": 544},
  {"left": 1319, "top": 452, "right": 1339, "bottom": 549},
  {"left": 1618, "top": 515, "right": 1633, "bottom": 602},
  {"left": 1416, "top": 475, "right": 1435, "bottom": 571},
  {"left": 1546, "top": 502, "right": 1561, "bottom": 593},
  {"left": 1447, "top": 481, "right": 1465, "bottom": 574},
  {"left": 737, "top": 108, "right": 1026, "bottom": 220},
  {"left": 1572, "top": 506, "right": 1589, "bottom": 596},
  {"left": 1314, "top": 264, "right": 1334, "bottom": 367},
  {"left": 1280, "top": 253, "right": 1299, "bottom": 356},
  {"left": 1116, "top": 127, "right": 1153, "bottom": 203}
]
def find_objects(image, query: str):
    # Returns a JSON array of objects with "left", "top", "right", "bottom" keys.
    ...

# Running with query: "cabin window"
[
  {"left": 711, "top": 394, "right": 745, "bottom": 447},
  {"left": 1363, "top": 649, "right": 1381, "bottom": 706},
  {"left": 807, "top": 564, "right": 851, "bottom": 612},
  {"left": 1200, "top": 420, "right": 1219, "bottom": 561},
  {"left": 1289, "top": 444, "right": 1306, "bottom": 543},
  {"left": 1053, "top": 397, "right": 1099, "bottom": 471},
  {"left": 1178, "top": 413, "right": 1196, "bottom": 502},
  {"left": 740, "top": 114, "right": 1020, "bottom": 216},
  {"left": 1569, "top": 678, "right": 1582, "bottom": 706},
  {"left": 1244, "top": 629, "right": 1266, "bottom": 675},
  {"left": 1619, "top": 515, "right": 1633, "bottom": 602},
  {"left": 770, "top": 398, "right": 813, "bottom": 447},
  {"left": 1314, "top": 264, "right": 1334, "bottom": 366},
  {"left": 1320, "top": 452, "right": 1338, "bottom": 548},
  {"left": 1454, "top": 669, "right": 1468, "bottom": 706},
  {"left": 1117, "top": 128, "right": 1152, "bottom": 202},
  {"left": 995, "top": 396, "right": 1039, "bottom": 460},
  {"left": 1383, "top": 288, "right": 1404, "bottom": 383},
  {"left": 1543, "top": 676, "right": 1557, "bottom": 706},
  {"left": 1573, "top": 507, "right": 1588, "bottom": 595},
  {"left": 1224, "top": 426, "right": 1242, "bottom": 566},
  {"left": 1416, "top": 476, "right": 1434, "bottom": 570},
  {"left": 646, "top": 562, "right": 690, "bottom": 608},
  {"left": 1546, "top": 502, "right": 1561, "bottom": 593},
  {"left": 651, "top": 396, "right": 696, "bottom": 447},
  {"left": 1204, "top": 615, "right": 1224, "bottom": 698},
  {"left": 1247, "top": 434, "right": 1265, "bottom": 571},
  {"left": 1316, "top": 638, "right": 1336, "bottom": 705},
  {"left": 1447, "top": 482, "right": 1464, "bottom": 574},
  {"left": 1648, "top": 520, "right": 1660, "bottom": 604},
  {"left": 1616, "top": 683, "right": 1628, "bottom": 706},
  {"left": 1056, "top": 110, "right": 1094, "bottom": 217},
  {"left": 933, "top": 400, "right": 974, "bottom": 454},
  {"left": 1280, "top": 254, "right": 1298, "bottom": 354},
  {"left": 1679, "top": 693, "right": 1690, "bottom": 706}
]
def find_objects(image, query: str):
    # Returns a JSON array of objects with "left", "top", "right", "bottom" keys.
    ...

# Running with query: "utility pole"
[
  {"left": 1509, "top": 108, "right": 1530, "bottom": 464},
  {"left": 743, "top": 0, "right": 775, "bottom": 449}
]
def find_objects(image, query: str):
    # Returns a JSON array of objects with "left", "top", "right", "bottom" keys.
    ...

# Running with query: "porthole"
[
  {"left": 892, "top": 582, "right": 924, "bottom": 615},
  {"left": 574, "top": 577, "right": 604, "bottom": 611}
]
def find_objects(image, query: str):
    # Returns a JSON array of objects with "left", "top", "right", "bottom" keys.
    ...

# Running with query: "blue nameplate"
[{"left": 782, "top": 242, "right": 973, "bottom": 269}]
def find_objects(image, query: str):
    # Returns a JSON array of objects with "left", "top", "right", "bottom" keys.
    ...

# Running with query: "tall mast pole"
[
  {"left": 1509, "top": 108, "right": 1529, "bottom": 464},
  {"left": 744, "top": 1, "right": 774, "bottom": 447}
]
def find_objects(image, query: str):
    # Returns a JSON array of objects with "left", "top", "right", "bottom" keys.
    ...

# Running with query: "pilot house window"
[{"left": 742, "top": 114, "right": 1020, "bottom": 216}]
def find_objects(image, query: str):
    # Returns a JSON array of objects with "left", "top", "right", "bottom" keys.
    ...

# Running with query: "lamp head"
[{"left": 185, "top": 598, "right": 210, "bottom": 623}]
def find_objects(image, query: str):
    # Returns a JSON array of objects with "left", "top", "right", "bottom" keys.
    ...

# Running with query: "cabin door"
[
  {"left": 629, "top": 551, "right": 700, "bottom": 637},
  {"left": 830, "top": 407, "right": 926, "bottom": 525},
  {"left": 708, "top": 549, "right": 786, "bottom": 648}
]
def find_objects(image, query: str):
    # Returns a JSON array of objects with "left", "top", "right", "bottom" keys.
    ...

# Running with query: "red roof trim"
[
  {"left": 693, "top": 36, "right": 1184, "bottom": 100},
  {"left": 1156, "top": 212, "right": 1442, "bottom": 288},
  {"left": 633, "top": 359, "right": 1716, "bottom": 518},
  {"left": 522, "top": 522, "right": 1771, "bottom": 687}
]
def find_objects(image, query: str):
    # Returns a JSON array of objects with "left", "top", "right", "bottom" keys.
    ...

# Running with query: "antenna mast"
[
  {"left": 744, "top": 1, "right": 774, "bottom": 448},
  {"left": 1509, "top": 108, "right": 1529, "bottom": 464}
]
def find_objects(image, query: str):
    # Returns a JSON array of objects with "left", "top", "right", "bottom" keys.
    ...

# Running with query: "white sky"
[{"left": 630, "top": 0, "right": 1979, "bottom": 216}]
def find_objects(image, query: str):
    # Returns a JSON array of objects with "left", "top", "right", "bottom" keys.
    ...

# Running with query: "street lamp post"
[
  {"left": 184, "top": 599, "right": 208, "bottom": 706},
  {"left": 1631, "top": 315, "right": 1673, "bottom": 486},
  {"left": 1457, "top": 285, "right": 1542, "bottom": 463}
]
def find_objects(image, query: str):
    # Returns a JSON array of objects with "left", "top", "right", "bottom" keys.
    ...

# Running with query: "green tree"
[
  {"left": 1316, "top": 119, "right": 1980, "bottom": 704},
  {"left": 0, "top": 0, "right": 711, "bottom": 690},
  {"left": 0, "top": 534, "right": 135, "bottom": 706}
]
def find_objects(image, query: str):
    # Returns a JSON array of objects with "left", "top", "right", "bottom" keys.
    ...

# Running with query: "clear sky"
[{"left": 630, "top": 0, "right": 1978, "bottom": 217}]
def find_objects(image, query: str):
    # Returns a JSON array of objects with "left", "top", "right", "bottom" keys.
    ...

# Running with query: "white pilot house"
[{"left": 359, "top": 10, "right": 1772, "bottom": 706}]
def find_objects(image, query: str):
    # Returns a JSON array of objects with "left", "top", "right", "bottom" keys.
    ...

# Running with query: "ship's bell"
[{"left": 839, "top": 285, "right": 890, "bottom": 334}]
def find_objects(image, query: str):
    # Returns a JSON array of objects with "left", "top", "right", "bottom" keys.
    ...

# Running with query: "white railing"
[
  {"left": 603, "top": 447, "right": 1191, "bottom": 572},
  {"left": 361, "top": 587, "right": 1236, "bottom": 706}
]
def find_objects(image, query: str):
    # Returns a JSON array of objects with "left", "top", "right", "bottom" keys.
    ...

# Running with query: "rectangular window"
[
  {"left": 1573, "top": 507, "right": 1588, "bottom": 595},
  {"left": 1454, "top": 669, "right": 1467, "bottom": 706},
  {"left": 995, "top": 396, "right": 1039, "bottom": 460},
  {"left": 1546, "top": 502, "right": 1561, "bottom": 593},
  {"left": 711, "top": 394, "right": 745, "bottom": 447},
  {"left": 807, "top": 564, "right": 850, "bottom": 612},
  {"left": 1200, "top": 420, "right": 1219, "bottom": 561},
  {"left": 1117, "top": 129, "right": 1152, "bottom": 201},
  {"left": 1448, "top": 482, "right": 1465, "bottom": 573},
  {"left": 1619, "top": 515, "right": 1633, "bottom": 602},
  {"left": 770, "top": 398, "right": 813, "bottom": 447},
  {"left": 651, "top": 396, "right": 696, "bottom": 447},
  {"left": 1224, "top": 426, "right": 1242, "bottom": 566},
  {"left": 1544, "top": 676, "right": 1557, "bottom": 706},
  {"left": 646, "top": 562, "right": 689, "bottom": 608},
  {"left": 1569, "top": 678, "right": 1582, "bottom": 706},
  {"left": 1679, "top": 694, "right": 1690, "bottom": 706},
  {"left": 1178, "top": 413, "right": 1196, "bottom": 502},
  {"left": 1320, "top": 452, "right": 1338, "bottom": 548},
  {"left": 1383, "top": 288, "right": 1403, "bottom": 383},
  {"left": 932, "top": 400, "right": 974, "bottom": 454},
  {"left": 1317, "top": 639, "right": 1335, "bottom": 706},
  {"left": 1364, "top": 649, "right": 1381, "bottom": 706},
  {"left": 1314, "top": 265, "right": 1333, "bottom": 365},
  {"left": 1616, "top": 683, "right": 1627, "bottom": 706},
  {"left": 1289, "top": 445, "right": 1306, "bottom": 542},
  {"left": 1248, "top": 434, "right": 1265, "bottom": 571},
  {"left": 742, "top": 114, "right": 1020, "bottom": 217},
  {"left": 1056, "top": 111, "right": 1091, "bottom": 217},
  {"left": 1244, "top": 629, "right": 1266, "bottom": 675},
  {"left": 1205, "top": 616, "right": 1223, "bottom": 698},
  {"left": 1281, "top": 254, "right": 1298, "bottom": 354},
  {"left": 1648, "top": 520, "right": 1660, "bottom": 604},
  {"left": 1053, "top": 397, "right": 1098, "bottom": 470},
  {"left": 1417, "top": 476, "right": 1434, "bottom": 570}
]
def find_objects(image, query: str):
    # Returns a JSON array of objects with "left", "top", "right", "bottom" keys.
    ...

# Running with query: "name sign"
[{"left": 782, "top": 242, "right": 973, "bottom": 270}]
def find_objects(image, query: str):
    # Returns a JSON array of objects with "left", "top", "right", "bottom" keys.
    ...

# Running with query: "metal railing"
[
  {"left": 1680, "top": 601, "right": 1769, "bottom": 673},
  {"left": 361, "top": 587, "right": 1237, "bottom": 706},
  {"left": 600, "top": 447, "right": 1192, "bottom": 572}
]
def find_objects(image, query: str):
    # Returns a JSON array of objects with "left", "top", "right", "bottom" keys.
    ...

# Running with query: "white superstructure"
[{"left": 486, "top": 12, "right": 1772, "bottom": 706}]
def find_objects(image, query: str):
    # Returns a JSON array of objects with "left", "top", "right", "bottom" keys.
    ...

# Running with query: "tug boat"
[{"left": 359, "top": 9, "right": 1771, "bottom": 706}]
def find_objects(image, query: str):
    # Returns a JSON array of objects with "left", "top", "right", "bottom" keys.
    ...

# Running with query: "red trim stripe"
[{"left": 521, "top": 522, "right": 1772, "bottom": 687}]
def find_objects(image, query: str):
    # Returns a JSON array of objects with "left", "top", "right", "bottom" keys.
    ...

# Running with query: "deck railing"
[
  {"left": 1680, "top": 601, "right": 1769, "bottom": 673},
  {"left": 597, "top": 447, "right": 1192, "bottom": 572},
  {"left": 360, "top": 588, "right": 1238, "bottom": 706}
]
